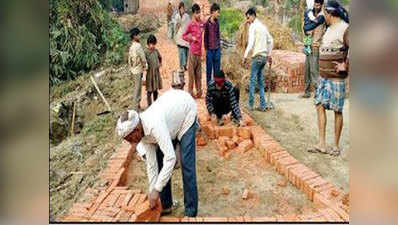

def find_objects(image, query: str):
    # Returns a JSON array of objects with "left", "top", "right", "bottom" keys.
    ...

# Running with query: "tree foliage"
[{"left": 49, "top": 0, "right": 129, "bottom": 86}]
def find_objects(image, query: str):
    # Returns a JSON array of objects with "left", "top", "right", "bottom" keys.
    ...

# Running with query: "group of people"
[
  {"left": 301, "top": 0, "right": 349, "bottom": 157},
  {"left": 116, "top": 0, "right": 349, "bottom": 219}
]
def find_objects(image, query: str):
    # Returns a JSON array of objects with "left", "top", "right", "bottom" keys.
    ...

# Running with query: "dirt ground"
[
  {"left": 241, "top": 93, "right": 349, "bottom": 192},
  {"left": 126, "top": 141, "right": 317, "bottom": 217}
]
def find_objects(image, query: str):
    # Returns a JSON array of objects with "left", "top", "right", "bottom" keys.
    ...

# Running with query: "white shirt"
[
  {"left": 174, "top": 12, "right": 191, "bottom": 48},
  {"left": 137, "top": 89, "right": 197, "bottom": 192},
  {"left": 244, "top": 18, "right": 274, "bottom": 58}
]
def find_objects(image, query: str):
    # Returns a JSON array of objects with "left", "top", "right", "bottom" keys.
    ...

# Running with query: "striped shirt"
[{"left": 206, "top": 80, "right": 242, "bottom": 120}]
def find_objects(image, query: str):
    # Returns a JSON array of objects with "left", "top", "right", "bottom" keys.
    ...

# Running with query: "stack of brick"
[{"left": 270, "top": 50, "right": 306, "bottom": 93}]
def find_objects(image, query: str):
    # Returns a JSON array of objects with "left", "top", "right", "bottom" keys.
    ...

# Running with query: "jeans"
[
  {"left": 178, "top": 46, "right": 189, "bottom": 70},
  {"left": 304, "top": 48, "right": 320, "bottom": 94},
  {"left": 206, "top": 48, "right": 221, "bottom": 85},
  {"left": 212, "top": 86, "right": 240, "bottom": 120},
  {"left": 249, "top": 56, "right": 267, "bottom": 109},
  {"left": 156, "top": 120, "right": 199, "bottom": 217},
  {"left": 132, "top": 73, "right": 143, "bottom": 111}
]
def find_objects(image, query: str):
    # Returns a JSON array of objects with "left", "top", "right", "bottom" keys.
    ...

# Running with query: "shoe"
[
  {"left": 299, "top": 93, "right": 311, "bottom": 98},
  {"left": 255, "top": 107, "right": 267, "bottom": 112}
]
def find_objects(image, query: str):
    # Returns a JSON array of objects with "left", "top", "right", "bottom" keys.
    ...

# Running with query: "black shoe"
[
  {"left": 161, "top": 207, "right": 172, "bottom": 216},
  {"left": 299, "top": 93, "right": 311, "bottom": 98},
  {"left": 255, "top": 107, "right": 267, "bottom": 112}
]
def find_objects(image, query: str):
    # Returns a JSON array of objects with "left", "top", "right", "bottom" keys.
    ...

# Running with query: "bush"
[
  {"left": 219, "top": 8, "right": 245, "bottom": 40},
  {"left": 49, "top": 0, "right": 129, "bottom": 86}
]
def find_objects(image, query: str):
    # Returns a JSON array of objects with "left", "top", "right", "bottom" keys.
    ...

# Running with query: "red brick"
[
  {"left": 159, "top": 216, "right": 181, "bottom": 222},
  {"left": 114, "top": 186, "right": 129, "bottom": 190},
  {"left": 203, "top": 217, "right": 229, "bottom": 222},
  {"left": 237, "top": 127, "right": 251, "bottom": 139},
  {"left": 298, "top": 172, "right": 319, "bottom": 192},
  {"left": 196, "top": 135, "right": 208, "bottom": 146},
  {"left": 329, "top": 204, "right": 349, "bottom": 221},
  {"left": 103, "top": 193, "right": 120, "bottom": 207},
  {"left": 123, "top": 192, "right": 134, "bottom": 207},
  {"left": 203, "top": 124, "right": 216, "bottom": 139},
  {"left": 313, "top": 192, "right": 330, "bottom": 208},
  {"left": 238, "top": 140, "right": 254, "bottom": 153},
  {"left": 225, "top": 140, "right": 237, "bottom": 149},
  {"left": 135, "top": 199, "right": 162, "bottom": 222},
  {"left": 228, "top": 216, "right": 244, "bottom": 222},
  {"left": 278, "top": 157, "right": 299, "bottom": 175},
  {"left": 217, "top": 126, "right": 235, "bottom": 137},
  {"left": 250, "top": 217, "right": 276, "bottom": 222},
  {"left": 269, "top": 151, "right": 289, "bottom": 165},
  {"left": 303, "top": 177, "right": 322, "bottom": 200},
  {"left": 101, "top": 207, "right": 120, "bottom": 217}
]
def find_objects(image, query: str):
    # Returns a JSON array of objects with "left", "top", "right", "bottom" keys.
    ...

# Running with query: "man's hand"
[
  {"left": 149, "top": 189, "right": 160, "bottom": 209},
  {"left": 332, "top": 61, "right": 347, "bottom": 73},
  {"left": 192, "top": 36, "right": 197, "bottom": 42}
]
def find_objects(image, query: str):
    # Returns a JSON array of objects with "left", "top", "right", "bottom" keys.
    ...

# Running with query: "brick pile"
[{"left": 270, "top": 50, "right": 306, "bottom": 93}]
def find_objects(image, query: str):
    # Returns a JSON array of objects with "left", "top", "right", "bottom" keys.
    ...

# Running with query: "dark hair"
[
  {"left": 192, "top": 3, "right": 200, "bottom": 14},
  {"left": 326, "top": 0, "right": 349, "bottom": 23},
  {"left": 147, "top": 34, "right": 157, "bottom": 45},
  {"left": 314, "top": 0, "right": 324, "bottom": 5},
  {"left": 245, "top": 7, "right": 256, "bottom": 17},
  {"left": 215, "top": 70, "right": 225, "bottom": 78},
  {"left": 130, "top": 28, "right": 140, "bottom": 39},
  {"left": 210, "top": 3, "right": 220, "bottom": 13},
  {"left": 178, "top": 1, "right": 185, "bottom": 10}
]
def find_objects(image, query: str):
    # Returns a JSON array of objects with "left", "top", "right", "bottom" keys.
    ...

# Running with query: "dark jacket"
[{"left": 206, "top": 80, "right": 242, "bottom": 120}]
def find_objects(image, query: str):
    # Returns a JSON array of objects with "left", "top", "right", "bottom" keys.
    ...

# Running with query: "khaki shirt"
[{"left": 128, "top": 41, "right": 147, "bottom": 75}]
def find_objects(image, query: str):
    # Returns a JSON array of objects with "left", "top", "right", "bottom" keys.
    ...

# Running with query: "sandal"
[
  {"left": 308, "top": 145, "right": 328, "bottom": 154},
  {"left": 328, "top": 147, "right": 341, "bottom": 157}
]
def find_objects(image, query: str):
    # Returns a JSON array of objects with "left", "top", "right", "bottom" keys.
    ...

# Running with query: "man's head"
[
  {"left": 314, "top": 0, "right": 324, "bottom": 14},
  {"left": 130, "top": 28, "right": 140, "bottom": 42},
  {"left": 192, "top": 3, "right": 201, "bottom": 21},
  {"left": 214, "top": 70, "right": 226, "bottom": 90},
  {"left": 210, "top": 3, "right": 220, "bottom": 20},
  {"left": 178, "top": 1, "right": 185, "bottom": 15},
  {"left": 147, "top": 34, "right": 157, "bottom": 50},
  {"left": 116, "top": 110, "right": 143, "bottom": 144},
  {"left": 245, "top": 7, "right": 256, "bottom": 24}
]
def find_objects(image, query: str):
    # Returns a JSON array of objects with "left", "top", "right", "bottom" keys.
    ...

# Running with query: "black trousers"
[{"left": 212, "top": 86, "right": 240, "bottom": 119}]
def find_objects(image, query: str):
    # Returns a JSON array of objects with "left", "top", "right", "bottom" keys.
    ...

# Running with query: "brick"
[
  {"left": 308, "top": 178, "right": 329, "bottom": 201},
  {"left": 114, "top": 210, "right": 132, "bottom": 222},
  {"left": 217, "top": 126, "right": 235, "bottom": 137},
  {"left": 135, "top": 199, "right": 162, "bottom": 222},
  {"left": 196, "top": 135, "right": 208, "bottom": 146},
  {"left": 159, "top": 216, "right": 181, "bottom": 222},
  {"left": 250, "top": 217, "right": 276, "bottom": 222},
  {"left": 115, "top": 194, "right": 126, "bottom": 208},
  {"left": 225, "top": 140, "right": 236, "bottom": 149},
  {"left": 114, "top": 186, "right": 128, "bottom": 190},
  {"left": 298, "top": 172, "right": 319, "bottom": 192},
  {"left": 103, "top": 193, "right": 120, "bottom": 207},
  {"left": 238, "top": 140, "right": 254, "bottom": 153},
  {"left": 277, "top": 178, "right": 287, "bottom": 187},
  {"left": 329, "top": 204, "right": 349, "bottom": 221},
  {"left": 242, "top": 189, "right": 250, "bottom": 200},
  {"left": 277, "top": 157, "right": 299, "bottom": 175},
  {"left": 124, "top": 193, "right": 140, "bottom": 212},
  {"left": 101, "top": 207, "right": 120, "bottom": 217},
  {"left": 237, "top": 127, "right": 251, "bottom": 139},
  {"left": 269, "top": 151, "right": 289, "bottom": 166},
  {"left": 303, "top": 177, "right": 323, "bottom": 200},
  {"left": 228, "top": 216, "right": 244, "bottom": 222},
  {"left": 203, "top": 217, "right": 229, "bottom": 222},
  {"left": 123, "top": 192, "right": 134, "bottom": 207},
  {"left": 203, "top": 124, "right": 216, "bottom": 139},
  {"left": 313, "top": 192, "right": 330, "bottom": 208}
]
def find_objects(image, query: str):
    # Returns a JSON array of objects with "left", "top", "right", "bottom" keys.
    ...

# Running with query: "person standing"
[
  {"left": 144, "top": 35, "right": 163, "bottom": 106},
  {"left": 301, "top": 0, "right": 326, "bottom": 98},
  {"left": 204, "top": 3, "right": 221, "bottom": 86},
  {"left": 128, "top": 28, "right": 147, "bottom": 111},
  {"left": 116, "top": 89, "right": 199, "bottom": 217},
  {"left": 174, "top": 1, "right": 191, "bottom": 72},
  {"left": 243, "top": 8, "right": 273, "bottom": 111},
  {"left": 167, "top": 1, "right": 175, "bottom": 40},
  {"left": 183, "top": 4, "right": 204, "bottom": 98},
  {"left": 310, "top": 0, "right": 349, "bottom": 156}
]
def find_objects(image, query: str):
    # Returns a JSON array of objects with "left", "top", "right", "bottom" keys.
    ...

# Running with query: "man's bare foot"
[{"left": 308, "top": 144, "right": 327, "bottom": 154}]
